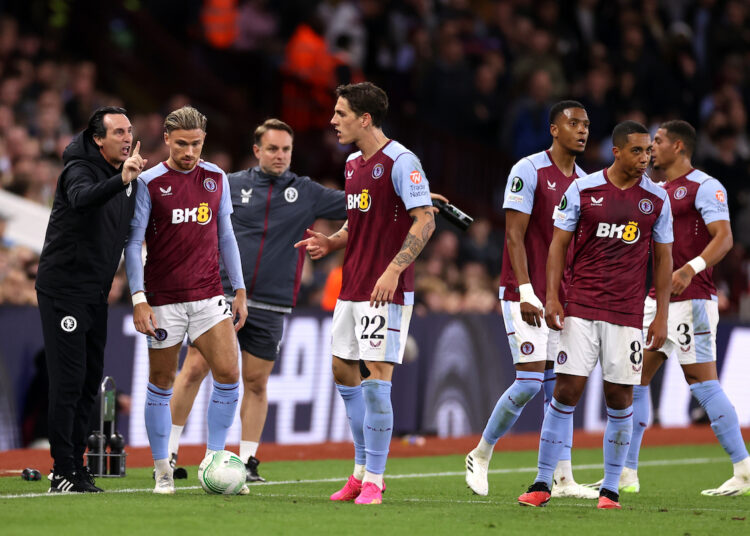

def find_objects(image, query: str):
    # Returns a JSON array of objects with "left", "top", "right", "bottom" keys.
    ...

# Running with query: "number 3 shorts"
[{"left": 642, "top": 296, "right": 718, "bottom": 365}]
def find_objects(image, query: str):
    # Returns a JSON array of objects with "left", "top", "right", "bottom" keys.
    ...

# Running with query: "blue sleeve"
[
  {"left": 218, "top": 212, "right": 244, "bottom": 291},
  {"left": 219, "top": 171, "right": 233, "bottom": 217},
  {"left": 313, "top": 183, "right": 347, "bottom": 220},
  {"left": 502, "top": 158, "right": 538, "bottom": 214},
  {"left": 553, "top": 181, "right": 581, "bottom": 232},
  {"left": 124, "top": 177, "right": 151, "bottom": 294},
  {"left": 696, "top": 178, "right": 730, "bottom": 225},
  {"left": 653, "top": 195, "right": 674, "bottom": 244},
  {"left": 391, "top": 153, "right": 432, "bottom": 210}
]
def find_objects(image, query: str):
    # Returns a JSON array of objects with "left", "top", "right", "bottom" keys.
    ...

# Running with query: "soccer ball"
[{"left": 198, "top": 450, "right": 246, "bottom": 495}]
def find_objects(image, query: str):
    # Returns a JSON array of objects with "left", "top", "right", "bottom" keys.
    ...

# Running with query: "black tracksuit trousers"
[{"left": 37, "top": 292, "right": 107, "bottom": 474}]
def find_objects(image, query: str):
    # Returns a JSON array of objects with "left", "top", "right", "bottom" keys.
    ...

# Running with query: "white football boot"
[
  {"left": 465, "top": 448, "right": 490, "bottom": 496},
  {"left": 154, "top": 467, "right": 175, "bottom": 495}
]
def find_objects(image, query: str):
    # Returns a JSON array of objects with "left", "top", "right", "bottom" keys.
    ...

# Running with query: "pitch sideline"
[{"left": 0, "top": 456, "right": 727, "bottom": 500}]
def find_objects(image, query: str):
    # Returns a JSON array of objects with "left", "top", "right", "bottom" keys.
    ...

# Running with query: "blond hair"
[
  {"left": 164, "top": 106, "right": 207, "bottom": 133},
  {"left": 254, "top": 118, "right": 294, "bottom": 146}
]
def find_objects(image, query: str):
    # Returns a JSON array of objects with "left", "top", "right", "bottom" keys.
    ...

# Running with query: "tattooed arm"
[
  {"left": 294, "top": 220, "right": 349, "bottom": 260},
  {"left": 370, "top": 206, "right": 436, "bottom": 307}
]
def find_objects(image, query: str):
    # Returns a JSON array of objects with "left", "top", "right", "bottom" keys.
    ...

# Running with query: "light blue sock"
[
  {"left": 362, "top": 379, "right": 392, "bottom": 475},
  {"left": 145, "top": 383, "right": 172, "bottom": 460},
  {"left": 206, "top": 380, "right": 239, "bottom": 452},
  {"left": 690, "top": 380, "right": 749, "bottom": 463},
  {"left": 601, "top": 405, "right": 633, "bottom": 494},
  {"left": 542, "top": 369, "right": 556, "bottom": 412},
  {"left": 482, "top": 371, "right": 544, "bottom": 444},
  {"left": 535, "top": 397, "right": 575, "bottom": 486},
  {"left": 336, "top": 384, "right": 366, "bottom": 466},
  {"left": 541, "top": 369, "right": 573, "bottom": 462},
  {"left": 625, "top": 385, "right": 650, "bottom": 470}
]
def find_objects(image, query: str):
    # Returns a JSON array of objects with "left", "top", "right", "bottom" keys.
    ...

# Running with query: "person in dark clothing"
[
  {"left": 35, "top": 106, "right": 146, "bottom": 493},
  {"left": 165, "top": 118, "right": 347, "bottom": 483}
]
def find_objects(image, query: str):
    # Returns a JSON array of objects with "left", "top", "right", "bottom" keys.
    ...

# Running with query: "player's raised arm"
[
  {"left": 370, "top": 205, "right": 435, "bottom": 307},
  {"left": 544, "top": 226, "right": 573, "bottom": 330}
]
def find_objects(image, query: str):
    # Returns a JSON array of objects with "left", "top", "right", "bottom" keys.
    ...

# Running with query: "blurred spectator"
[
  {"left": 504, "top": 69, "right": 553, "bottom": 160},
  {"left": 0, "top": 1, "right": 750, "bottom": 314}
]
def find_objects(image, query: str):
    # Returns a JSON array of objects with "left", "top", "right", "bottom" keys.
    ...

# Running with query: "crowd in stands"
[{"left": 1, "top": 1, "right": 750, "bottom": 316}]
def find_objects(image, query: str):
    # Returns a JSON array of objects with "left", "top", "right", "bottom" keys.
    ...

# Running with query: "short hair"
[
  {"left": 88, "top": 106, "right": 128, "bottom": 139},
  {"left": 612, "top": 120, "right": 649, "bottom": 148},
  {"left": 254, "top": 118, "right": 294, "bottom": 146},
  {"left": 164, "top": 106, "right": 207, "bottom": 133},
  {"left": 549, "top": 100, "right": 585, "bottom": 124},
  {"left": 335, "top": 82, "right": 388, "bottom": 127},
  {"left": 660, "top": 119, "right": 696, "bottom": 157}
]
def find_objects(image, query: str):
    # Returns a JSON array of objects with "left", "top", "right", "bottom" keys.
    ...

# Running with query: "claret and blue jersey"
[
  {"left": 340, "top": 140, "right": 432, "bottom": 306},
  {"left": 647, "top": 168, "right": 729, "bottom": 303},
  {"left": 125, "top": 160, "right": 242, "bottom": 306},
  {"left": 499, "top": 150, "right": 585, "bottom": 305},
  {"left": 553, "top": 169, "right": 673, "bottom": 329}
]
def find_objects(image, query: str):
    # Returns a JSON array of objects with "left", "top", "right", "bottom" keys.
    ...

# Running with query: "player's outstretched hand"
[
  {"left": 370, "top": 266, "right": 399, "bottom": 308},
  {"left": 232, "top": 289, "right": 248, "bottom": 331},
  {"left": 544, "top": 299, "right": 564, "bottom": 330},
  {"left": 671, "top": 265, "right": 694, "bottom": 296},
  {"left": 645, "top": 316, "right": 667, "bottom": 351},
  {"left": 133, "top": 301, "right": 158, "bottom": 337},
  {"left": 122, "top": 140, "right": 147, "bottom": 185},
  {"left": 294, "top": 229, "right": 331, "bottom": 260}
]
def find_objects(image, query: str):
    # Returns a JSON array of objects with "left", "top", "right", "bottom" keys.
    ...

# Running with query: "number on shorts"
[
  {"left": 677, "top": 323, "right": 691, "bottom": 346},
  {"left": 360, "top": 314, "right": 386, "bottom": 340},
  {"left": 629, "top": 340, "right": 642, "bottom": 364},
  {"left": 218, "top": 298, "right": 231, "bottom": 317}
]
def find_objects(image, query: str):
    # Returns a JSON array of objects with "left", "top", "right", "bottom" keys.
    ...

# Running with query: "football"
[{"left": 198, "top": 450, "right": 246, "bottom": 495}]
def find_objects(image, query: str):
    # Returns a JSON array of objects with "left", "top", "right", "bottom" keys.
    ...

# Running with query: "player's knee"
[
  {"left": 182, "top": 361, "right": 210, "bottom": 385},
  {"left": 212, "top": 363, "right": 239, "bottom": 385},
  {"left": 332, "top": 359, "right": 358, "bottom": 386},
  {"left": 149, "top": 371, "right": 176, "bottom": 390},
  {"left": 511, "top": 378, "right": 542, "bottom": 406},
  {"left": 242, "top": 374, "right": 268, "bottom": 397},
  {"left": 553, "top": 383, "right": 582, "bottom": 406}
]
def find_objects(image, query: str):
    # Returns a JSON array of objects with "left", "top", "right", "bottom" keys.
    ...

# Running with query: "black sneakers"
[
  {"left": 245, "top": 456, "right": 266, "bottom": 483},
  {"left": 49, "top": 470, "right": 103, "bottom": 493}
]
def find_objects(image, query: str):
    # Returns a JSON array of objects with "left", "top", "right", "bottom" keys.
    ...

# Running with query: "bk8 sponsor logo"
[
  {"left": 347, "top": 189, "right": 372, "bottom": 212},
  {"left": 172, "top": 202, "right": 213, "bottom": 225},
  {"left": 595, "top": 220, "right": 640, "bottom": 244}
]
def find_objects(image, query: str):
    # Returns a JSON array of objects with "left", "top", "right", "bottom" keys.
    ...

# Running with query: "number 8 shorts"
[
  {"left": 555, "top": 316, "right": 643, "bottom": 385},
  {"left": 642, "top": 296, "right": 718, "bottom": 365},
  {"left": 330, "top": 300, "right": 413, "bottom": 363}
]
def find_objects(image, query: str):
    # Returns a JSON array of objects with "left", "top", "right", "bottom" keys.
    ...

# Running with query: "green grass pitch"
[{"left": 1, "top": 444, "right": 748, "bottom": 535}]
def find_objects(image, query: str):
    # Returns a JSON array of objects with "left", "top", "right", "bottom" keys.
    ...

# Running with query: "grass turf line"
[{"left": 0, "top": 444, "right": 748, "bottom": 536}]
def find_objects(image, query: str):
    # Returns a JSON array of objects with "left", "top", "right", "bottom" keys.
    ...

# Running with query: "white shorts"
[
  {"left": 642, "top": 296, "right": 718, "bottom": 365},
  {"left": 555, "top": 316, "right": 643, "bottom": 385},
  {"left": 500, "top": 300, "right": 559, "bottom": 363},
  {"left": 148, "top": 295, "right": 232, "bottom": 349},
  {"left": 330, "top": 300, "right": 412, "bottom": 363}
]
